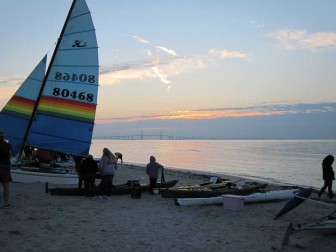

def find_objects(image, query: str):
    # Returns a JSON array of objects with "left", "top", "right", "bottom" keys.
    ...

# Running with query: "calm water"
[{"left": 90, "top": 140, "right": 336, "bottom": 189}]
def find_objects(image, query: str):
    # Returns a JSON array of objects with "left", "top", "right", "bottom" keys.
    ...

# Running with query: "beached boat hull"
[
  {"left": 174, "top": 188, "right": 300, "bottom": 206},
  {"left": 161, "top": 182, "right": 267, "bottom": 198},
  {"left": 47, "top": 180, "right": 179, "bottom": 196},
  {"left": 12, "top": 167, "right": 78, "bottom": 184}
]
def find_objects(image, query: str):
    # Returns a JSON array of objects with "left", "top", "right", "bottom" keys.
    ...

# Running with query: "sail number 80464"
[
  {"left": 55, "top": 72, "right": 96, "bottom": 83},
  {"left": 53, "top": 88, "right": 94, "bottom": 102}
]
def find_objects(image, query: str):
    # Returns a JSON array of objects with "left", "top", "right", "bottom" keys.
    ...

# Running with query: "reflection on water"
[{"left": 90, "top": 139, "right": 336, "bottom": 188}]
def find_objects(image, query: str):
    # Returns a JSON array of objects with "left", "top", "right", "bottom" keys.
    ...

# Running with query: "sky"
[{"left": 0, "top": 0, "right": 336, "bottom": 139}]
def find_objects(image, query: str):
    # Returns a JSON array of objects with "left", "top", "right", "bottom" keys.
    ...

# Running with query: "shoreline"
[
  {"left": 125, "top": 162, "right": 312, "bottom": 190},
  {"left": 2, "top": 164, "right": 336, "bottom": 251}
]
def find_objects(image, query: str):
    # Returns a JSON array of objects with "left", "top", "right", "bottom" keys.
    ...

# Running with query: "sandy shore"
[{"left": 1, "top": 164, "right": 336, "bottom": 252}]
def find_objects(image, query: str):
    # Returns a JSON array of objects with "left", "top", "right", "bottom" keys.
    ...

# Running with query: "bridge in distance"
[{"left": 92, "top": 134, "right": 211, "bottom": 140}]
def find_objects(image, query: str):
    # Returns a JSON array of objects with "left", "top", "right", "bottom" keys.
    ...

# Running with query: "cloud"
[
  {"left": 151, "top": 66, "right": 171, "bottom": 85},
  {"left": 99, "top": 46, "right": 248, "bottom": 87},
  {"left": 99, "top": 66, "right": 154, "bottom": 85},
  {"left": 208, "top": 49, "right": 249, "bottom": 59},
  {"left": 147, "top": 49, "right": 172, "bottom": 90},
  {"left": 156, "top": 46, "right": 177, "bottom": 56},
  {"left": 102, "top": 35, "right": 247, "bottom": 88},
  {"left": 0, "top": 76, "right": 24, "bottom": 107},
  {"left": 271, "top": 29, "right": 336, "bottom": 51},
  {"left": 99, "top": 55, "right": 206, "bottom": 86},
  {"left": 0, "top": 76, "right": 25, "bottom": 86},
  {"left": 249, "top": 20, "right": 265, "bottom": 29},
  {"left": 131, "top": 35, "right": 149, "bottom": 44},
  {"left": 129, "top": 35, "right": 179, "bottom": 89},
  {"left": 96, "top": 102, "right": 336, "bottom": 123}
]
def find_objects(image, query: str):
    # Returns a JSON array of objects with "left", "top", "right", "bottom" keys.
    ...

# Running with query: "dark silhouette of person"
[
  {"left": 318, "top": 155, "right": 335, "bottom": 199},
  {"left": 80, "top": 155, "right": 98, "bottom": 197},
  {"left": 0, "top": 131, "right": 12, "bottom": 208},
  {"left": 74, "top": 156, "right": 83, "bottom": 189},
  {"left": 146, "top": 156, "right": 163, "bottom": 195}
]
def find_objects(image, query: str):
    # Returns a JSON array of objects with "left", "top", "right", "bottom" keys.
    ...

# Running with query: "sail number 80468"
[
  {"left": 53, "top": 88, "right": 94, "bottom": 102},
  {"left": 55, "top": 72, "right": 96, "bottom": 83}
]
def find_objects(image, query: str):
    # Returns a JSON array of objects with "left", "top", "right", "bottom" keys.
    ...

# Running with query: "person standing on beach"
[
  {"left": 99, "top": 148, "right": 117, "bottom": 197},
  {"left": 0, "top": 131, "right": 12, "bottom": 208},
  {"left": 146, "top": 156, "right": 163, "bottom": 195},
  {"left": 74, "top": 156, "right": 83, "bottom": 189},
  {"left": 80, "top": 155, "right": 98, "bottom": 197},
  {"left": 318, "top": 155, "right": 335, "bottom": 199}
]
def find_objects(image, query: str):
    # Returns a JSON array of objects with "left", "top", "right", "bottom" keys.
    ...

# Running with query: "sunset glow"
[{"left": 1, "top": 1, "right": 335, "bottom": 138}]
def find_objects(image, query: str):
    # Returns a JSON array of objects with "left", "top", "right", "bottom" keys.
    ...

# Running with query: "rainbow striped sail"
[
  {"left": 0, "top": 0, "right": 98, "bottom": 157},
  {"left": 0, "top": 56, "right": 47, "bottom": 156},
  {"left": 27, "top": 0, "right": 99, "bottom": 156}
]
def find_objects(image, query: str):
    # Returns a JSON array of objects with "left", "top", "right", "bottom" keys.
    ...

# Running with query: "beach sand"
[{"left": 1, "top": 164, "right": 336, "bottom": 252}]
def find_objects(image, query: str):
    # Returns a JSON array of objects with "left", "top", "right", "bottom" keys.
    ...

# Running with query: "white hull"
[
  {"left": 11, "top": 168, "right": 78, "bottom": 185},
  {"left": 175, "top": 189, "right": 300, "bottom": 206}
]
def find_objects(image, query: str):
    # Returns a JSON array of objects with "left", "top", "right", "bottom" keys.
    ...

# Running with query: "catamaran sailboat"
[{"left": 0, "top": 0, "right": 99, "bottom": 184}]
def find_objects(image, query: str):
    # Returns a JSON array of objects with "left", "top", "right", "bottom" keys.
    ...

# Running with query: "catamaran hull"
[
  {"left": 161, "top": 183, "right": 267, "bottom": 198},
  {"left": 11, "top": 168, "right": 78, "bottom": 184},
  {"left": 174, "top": 188, "right": 300, "bottom": 206}
]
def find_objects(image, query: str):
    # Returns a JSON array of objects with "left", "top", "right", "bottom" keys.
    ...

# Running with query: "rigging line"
[
  {"left": 70, "top": 11, "right": 91, "bottom": 20},
  {"left": 29, "top": 131, "right": 92, "bottom": 144},
  {"left": 64, "top": 29, "right": 95, "bottom": 36},
  {"left": 52, "top": 81, "right": 98, "bottom": 87},
  {"left": 295, "top": 195, "right": 336, "bottom": 208},
  {"left": 53, "top": 64, "right": 98, "bottom": 67},
  {"left": 27, "top": 77, "right": 44, "bottom": 82},
  {"left": 58, "top": 47, "right": 98, "bottom": 51},
  {"left": 46, "top": 43, "right": 57, "bottom": 55},
  {"left": 297, "top": 209, "right": 336, "bottom": 227},
  {"left": 35, "top": 111, "right": 95, "bottom": 124}
]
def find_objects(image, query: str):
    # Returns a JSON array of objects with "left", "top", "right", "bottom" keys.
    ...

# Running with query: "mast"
[{"left": 19, "top": 0, "right": 78, "bottom": 157}]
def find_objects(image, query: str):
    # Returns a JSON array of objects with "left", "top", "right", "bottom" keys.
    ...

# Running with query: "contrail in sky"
[
  {"left": 131, "top": 35, "right": 177, "bottom": 90},
  {"left": 147, "top": 50, "right": 171, "bottom": 90},
  {"left": 156, "top": 46, "right": 177, "bottom": 56},
  {"left": 132, "top": 35, "right": 149, "bottom": 44}
]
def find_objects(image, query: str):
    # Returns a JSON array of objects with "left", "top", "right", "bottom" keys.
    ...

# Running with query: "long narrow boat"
[
  {"left": 0, "top": 0, "right": 99, "bottom": 184},
  {"left": 174, "top": 188, "right": 300, "bottom": 206},
  {"left": 47, "top": 180, "right": 179, "bottom": 196},
  {"left": 13, "top": 168, "right": 78, "bottom": 185},
  {"left": 161, "top": 181, "right": 267, "bottom": 198}
]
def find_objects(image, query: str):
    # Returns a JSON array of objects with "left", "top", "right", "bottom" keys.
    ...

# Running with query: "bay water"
[{"left": 90, "top": 139, "right": 336, "bottom": 189}]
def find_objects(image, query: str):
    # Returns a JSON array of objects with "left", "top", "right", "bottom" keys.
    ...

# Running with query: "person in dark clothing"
[
  {"left": 146, "top": 156, "right": 163, "bottom": 195},
  {"left": 80, "top": 155, "right": 99, "bottom": 197},
  {"left": 24, "top": 146, "right": 33, "bottom": 158},
  {"left": 318, "top": 155, "right": 335, "bottom": 199},
  {"left": 74, "top": 156, "right": 83, "bottom": 189},
  {"left": 0, "top": 131, "right": 12, "bottom": 208}
]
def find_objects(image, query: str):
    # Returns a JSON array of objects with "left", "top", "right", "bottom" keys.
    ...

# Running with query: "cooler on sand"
[
  {"left": 223, "top": 195, "right": 244, "bottom": 211},
  {"left": 129, "top": 180, "right": 141, "bottom": 199}
]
